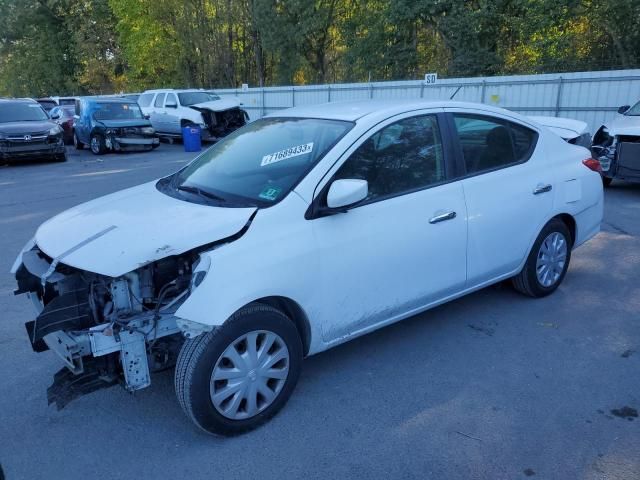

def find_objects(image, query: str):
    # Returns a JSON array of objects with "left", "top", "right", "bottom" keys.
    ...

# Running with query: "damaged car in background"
[
  {"left": 138, "top": 89, "right": 248, "bottom": 142},
  {"left": 591, "top": 100, "right": 640, "bottom": 186},
  {"left": 73, "top": 97, "right": 159, "bottom": 155},
  {"left": 12, "top": 100, "right": 603, "bottom": 436}
]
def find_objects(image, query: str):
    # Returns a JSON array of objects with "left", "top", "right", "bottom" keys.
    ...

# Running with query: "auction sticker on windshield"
[
  {"left": 258, "top": 185, "right": 282, "bottom": 201},
  {"left": 261, "top": 142, "right": 314, "bottom": 167}
]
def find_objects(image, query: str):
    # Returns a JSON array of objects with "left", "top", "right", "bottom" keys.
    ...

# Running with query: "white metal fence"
[{"left": 215, "top": 69, "right": 640, "bottom": 132}]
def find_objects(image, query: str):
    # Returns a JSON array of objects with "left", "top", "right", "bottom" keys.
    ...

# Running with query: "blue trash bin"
[{"left": 182, "top": 125, "right": 202, "bottom": 152}]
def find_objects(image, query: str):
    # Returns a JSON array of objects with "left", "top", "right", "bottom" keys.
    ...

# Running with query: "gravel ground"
[{"left": 0, "top": 144, "right": 638, "bottom": 480}]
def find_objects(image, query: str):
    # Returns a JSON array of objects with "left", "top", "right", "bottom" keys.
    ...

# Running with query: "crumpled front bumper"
[{"left": 107, "top": 136, "right": 159, "bottom": 151}]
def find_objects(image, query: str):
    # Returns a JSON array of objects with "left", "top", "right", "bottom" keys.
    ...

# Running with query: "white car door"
[
  {"left": 447, "top": 110, "right": 554, "bottom": 286},
  {"left": 309, "top": 113, "right": 468, "bottom": 344},
  {"left": 164, "top": 93, "right": 181, "bottom": 134},
  {"left": 150, "top": 93, "right": 167, "bottom": 133}
]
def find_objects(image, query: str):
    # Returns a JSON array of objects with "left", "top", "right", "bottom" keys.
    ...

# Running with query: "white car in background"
[
  {"left": 528, "top": 115, "right": 591, "bottom": 148},
  {"left": 138, "top": 89, "right": 248, "bottom": 141},
  {"left": 12, "top": 100, "right": 603, "bottom": 435},
  {"left": 591, "top": 100, "right": 640, "bottom": 186}
]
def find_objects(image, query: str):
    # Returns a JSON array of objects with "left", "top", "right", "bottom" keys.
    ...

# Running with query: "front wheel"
[
  {"left": 175, "top": 303, "right": 303, "bottom": 436},
  {"left": 90, "top": 133, "right": 106, "bottom": 155},
  {"left": 512, "top": 219, "right": 572, "bottom": 297}
]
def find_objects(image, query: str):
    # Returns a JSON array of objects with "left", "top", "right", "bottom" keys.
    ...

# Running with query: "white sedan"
[{"left": 12, "top": 100, "right": 603, "bottom": 435}]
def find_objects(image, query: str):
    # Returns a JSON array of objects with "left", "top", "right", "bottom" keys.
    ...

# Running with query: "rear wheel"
[
  {"left": 90, "top": 133, "right": 106, "bottom": 155},
  {"left": 512, "top": 219, "right": 572, "bottom": 297},
  {"left": 175, "top": 303, "right": 302, "bottom": 436},
  {"left": 73, "top": 132, "right": 84, "bottom": 150}
]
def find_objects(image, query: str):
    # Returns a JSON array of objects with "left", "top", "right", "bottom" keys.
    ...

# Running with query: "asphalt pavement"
[{"left": 0, "top": 144, "right": 638, "bottom": 479}]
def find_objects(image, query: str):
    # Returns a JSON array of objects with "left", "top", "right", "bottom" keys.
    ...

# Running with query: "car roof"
[
  {"left": 267, "top": 100, "right": 531, "bottom": 123},
  {"left": 82, "top": 96, "right": 139, "bottom": 104},
  {"left": 0, "top": 97, "right": 38, "bottom": 104},
  {"left": 142, "top": 89, "right": 210, "bottom": 94}
]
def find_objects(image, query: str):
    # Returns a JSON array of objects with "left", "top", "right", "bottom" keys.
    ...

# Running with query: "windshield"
[
  {"left": 625, "top": 101, "right": 640, "bottom": 116},
  {"left": 170, "top": 117, "right": 353, "bottom": 206},
  {"left": 178, "top": 92, "right": 221, "bottom": 106},
  {"left": 0, "top": 103, "right": 49, "bottom": 123},
  {"left": 92, "top": 102, "right": 144, "bottom": 121}
]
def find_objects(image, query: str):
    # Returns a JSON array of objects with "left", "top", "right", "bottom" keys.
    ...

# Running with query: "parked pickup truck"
[{"left": 138, "top": 89, "right": 248, "bottom": 142}]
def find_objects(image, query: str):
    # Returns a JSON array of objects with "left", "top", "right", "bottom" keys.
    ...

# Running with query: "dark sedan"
[
  {"left": 49, "top": 105, "right": 75, "bottom": 144},
  {"left": 0, "top": 98, "right": 66, "bottom": 163}
]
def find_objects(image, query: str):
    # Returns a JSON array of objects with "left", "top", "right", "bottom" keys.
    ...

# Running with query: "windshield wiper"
[{"left": 177, "top": 184, "right": 226, "bottom": 202}]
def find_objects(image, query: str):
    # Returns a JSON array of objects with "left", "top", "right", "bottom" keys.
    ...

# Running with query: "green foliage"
[{"left": 0, "top": 0, "right": 639, "bottom": 97}]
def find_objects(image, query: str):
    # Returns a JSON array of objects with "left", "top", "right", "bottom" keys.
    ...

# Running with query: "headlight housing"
[
  {"left": 141, "top": 126, "right": 155, "bottom": 135},
  {"left": 48, "top": 125, "right": 63, "bottom": 136}
]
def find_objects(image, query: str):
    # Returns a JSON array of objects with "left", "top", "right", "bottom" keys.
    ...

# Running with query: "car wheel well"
[
  {"left": 252, "top": 296, "right": 311, "bottom": 357},
  {"left": 553, "top": 213, "right": 576, "bottom": 246}
]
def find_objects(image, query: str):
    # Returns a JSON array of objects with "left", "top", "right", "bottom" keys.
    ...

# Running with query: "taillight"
[{"left": 582, "top": 158, "right": 602, "bottom": 172}]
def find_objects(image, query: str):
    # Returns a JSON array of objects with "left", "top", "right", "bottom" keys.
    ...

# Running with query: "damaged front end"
[
  {"left": 103, "top": 126, "right": 160, "bottom": 152},
  {"left": 191, "top": 106, "right": 248, "bottom": 141},
  {"left": 13, "top": 244, "right": 201, "bottom": 409},
  {"left": 592, "top": 126, "right": 640, "bottom": 183}
]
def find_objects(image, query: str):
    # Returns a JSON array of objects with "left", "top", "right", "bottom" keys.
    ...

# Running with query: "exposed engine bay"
[
  {"left": 592, "top": 126, "right": 640, "bottom": 183},
  {"left": 190, "top": 106, "right": 248, "bottom": 139},
  {"left": 14, "top": 246, "right": 200, "bottom": 409}
]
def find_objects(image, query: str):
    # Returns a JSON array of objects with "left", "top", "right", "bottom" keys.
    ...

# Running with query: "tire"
[
  {"left": 175, "top": 303, "right": 303, "bottom": 436},
  {"left": 602, "top": 176, "right": 613, "bottom": 187},
  {"left": 512, "top": 218, "right": 572, "bottom": 298},
  {"left": 73, "top": 132, "right": 84, "bottom": 150},
  {"left": 90, "top": 133, "right": 106, "bottom": 155}
]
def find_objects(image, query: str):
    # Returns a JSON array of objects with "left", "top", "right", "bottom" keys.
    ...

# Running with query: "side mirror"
[
  {"left": 50, "top": 112, "right": 60, "bottom": 120},
  {"left": 166, "top": 102, "right": 177, "bottom": 109},
  {"left": 144, "top": 114, "right": 150, "bottom": 120},
  {"left": 618, "top": 105, "right": 630, "bottom": 114},
  {"left": 326, "top": 179, "right": 368, "bottom": 209}
]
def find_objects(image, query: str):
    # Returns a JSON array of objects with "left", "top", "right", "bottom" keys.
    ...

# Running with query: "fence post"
[
  {"left": 370, "top": 83, "right": 374, "bottom": 99},
  {"left": 261, "top": 88, "right": 265, "bottom": 117},
  {"left": 480, "top": 80, "right": 487, "bottom": 103},
  {"left": 292, "top": 87, "right": 295, "bottom": 107},
  {"left": 420, "top": 81, "right": 424, "bottom": 98},
  {"left": 328, "top": 84, "right": 331, "bottom": 102},
  {"left": 555, "top": 76, "right": 564, "bottom": 117}
]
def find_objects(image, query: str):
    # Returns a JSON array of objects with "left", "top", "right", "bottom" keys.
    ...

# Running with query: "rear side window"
[
  {"left": 154, "top": 93, "right": 166, "bottom": 108},
  {"left": 453, "top": 114, "right": 537, "bottom": 175},
  {"left": 138, "top": 93, "right": 154, "bottom": 108}
]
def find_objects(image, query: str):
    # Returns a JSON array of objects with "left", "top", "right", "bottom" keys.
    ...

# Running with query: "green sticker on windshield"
[{"left": 259, "top": 186, "right": 282, "bottom": 201}]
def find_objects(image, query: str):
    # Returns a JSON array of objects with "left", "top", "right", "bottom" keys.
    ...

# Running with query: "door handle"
[
  {"left": 429, "top": 211, "right": 456, "bottom": 224},
  {"left": 533, "top": 184, "right": 552, "bottom": 195}
]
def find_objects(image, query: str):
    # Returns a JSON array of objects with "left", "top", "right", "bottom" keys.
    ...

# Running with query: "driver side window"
[{"left": 334, "top": 115, "right": 445, "bottom": 203}]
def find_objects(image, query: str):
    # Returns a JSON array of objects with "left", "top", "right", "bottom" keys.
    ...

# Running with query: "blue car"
[{"left": 73, "top": 97, "right": 159, "bottom": 155}]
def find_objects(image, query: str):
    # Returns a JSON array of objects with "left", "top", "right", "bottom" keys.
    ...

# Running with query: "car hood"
[
  {"left": 0, "top": 120, "right": 55, "bottom": 134},
  {"left": 96, "top": 119, "right": 153, "bottom": 129},
  {"left": 190, "top": 98, "right": 241, "bottom": 112},
  {"left": 528, "top": 116, "right": 588, "bottom": 140},
  {"left": 35, "top": 181, "right": 256, "bottom": 277},
  {"left": 602, "top": 114, "right": 640, "bottom": 137}
]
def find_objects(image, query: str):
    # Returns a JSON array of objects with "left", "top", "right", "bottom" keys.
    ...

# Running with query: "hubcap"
[
  {"left": 210, "top": 330, "right": 290, "bottom": 420},
  {"left": 90, "top": 137, "right": 99, "bottom": 153},
  {"left": 536, "top": 232, "right": 567, "bottom": 287}
]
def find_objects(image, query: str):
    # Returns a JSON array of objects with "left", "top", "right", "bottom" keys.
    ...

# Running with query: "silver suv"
[{"left": 138, "top": 89, "right": 248, "bottom": 141}]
